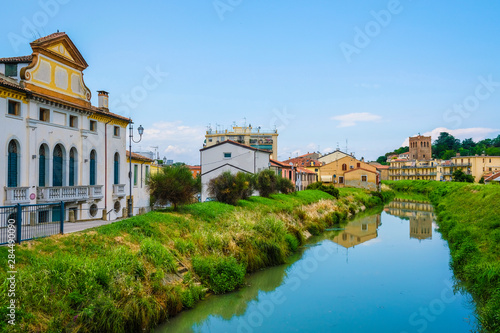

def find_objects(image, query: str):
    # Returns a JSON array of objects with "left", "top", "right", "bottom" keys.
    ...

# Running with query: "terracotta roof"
[
  {"left": 400, "top": 152, "right": 410, "bottom": 155},
  {"left": 391, "top": 159, "right": 408, "bottom": 162},
  {"left": 376, "top": 165, "right": 390, "bottom": 170},
  {"left": 270, "top": 159, "right": 290, "bottom": 168},
  {"left": 187, "top": 165, "right": 201, "bottom": 170},
  {"left": 32, "top": 32, "right": 66, "bottom": 44},
  {"left": 0, "top": 55, "right": 33, "bottom": 63},
  {"left": 200, "top": 140, "right": 272, "bottom": 153},
  {"left": 0, "top": 76, "right": 26, "bottom": 91},
  {"left": 90, "top": 106, "right": 130, "bottom": 122},
  {"left": 485, "top": 171, "right": 500, "bottom": 182},
  {"left": 127, "top": 151, "right": 154, "bottom": 162},
  {"left": 344, "top": 167, "right": 378, "bottom": 174},
  {"left": 297, "top": 167, "right": 315, "bottom": 174},
  {"left": 441, "top": 160, "right": 452, "bottom": 166},
  {"left": 282, "top": 157, "right": 321, "bottom": 167}
]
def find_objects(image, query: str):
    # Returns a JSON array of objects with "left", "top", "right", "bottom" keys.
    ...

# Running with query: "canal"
[{"left": 155, "top": 199, "right": 478, "bottom": 333}]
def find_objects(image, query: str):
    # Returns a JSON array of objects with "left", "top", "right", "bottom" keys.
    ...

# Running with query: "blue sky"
[{"left": 2, "top": 0, "right": 500, "bottom": 164}]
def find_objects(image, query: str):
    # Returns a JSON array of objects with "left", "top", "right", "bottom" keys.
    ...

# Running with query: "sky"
[{"left": 2, "top": 0, "right": 500, "bottom": 164}]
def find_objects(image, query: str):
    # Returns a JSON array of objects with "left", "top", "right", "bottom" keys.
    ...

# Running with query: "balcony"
[
  {"left": 4, "top": 187, "right": 30, "bottom": 205},
  {"left": 37, "top": 185, "right": 103, "bottom": 203},
  {"left": 113, "top": 184, "right": 126, "bottom": 198}
]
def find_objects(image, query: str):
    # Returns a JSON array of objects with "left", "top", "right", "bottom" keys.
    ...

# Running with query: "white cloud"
[
  {"left": 401, "top": 127, "right": 500, "bottom": 146},
  {"left": 331, "top": 112, "right": 382, "bottom": 128},
  {"left": 139, "top": 121, "right": 205, "bottom": 164}
]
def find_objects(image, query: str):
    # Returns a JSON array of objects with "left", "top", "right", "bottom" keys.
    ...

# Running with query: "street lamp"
[{"left": 128, "top": 120, "right": 144, "bottom": 217}]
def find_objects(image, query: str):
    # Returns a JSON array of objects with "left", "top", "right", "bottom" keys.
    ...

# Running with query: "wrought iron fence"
[{"left": 0, "top": 202, "right": 64, "bottom": 245}]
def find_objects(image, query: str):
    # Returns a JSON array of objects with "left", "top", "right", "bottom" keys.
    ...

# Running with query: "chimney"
[{"left": 98, "top": 91, "right": 109, "bottom": 110}]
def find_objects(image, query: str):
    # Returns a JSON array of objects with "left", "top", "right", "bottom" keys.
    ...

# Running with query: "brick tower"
[{"left": 409, "top": 135, "right": 432, "bottom": 160}]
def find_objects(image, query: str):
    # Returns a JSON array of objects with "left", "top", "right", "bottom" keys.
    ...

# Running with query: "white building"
[
  {"left": 0, "top": 32, "right": 142, "bottom": 222},
  {"left": 200, "top": 140, "right": 271, "bottom": 202}
]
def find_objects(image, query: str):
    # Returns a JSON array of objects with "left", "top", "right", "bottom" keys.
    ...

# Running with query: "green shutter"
[
  {"left": 134, "top": 165, "right": 138, "bottom": 185},
  {"left": 39, "top": 155, "right": 45, "bottom": 187},
  {"left": 53, "top": 155, "right": 63, "bottom": 186},
  {"left": 5, "top": 64, "right": 17, "bottom": 77},
  {"left": 114, "top": 160, "right": 119, "bottom": 184},
  {"left": 69, "top": 156, "right": 75, "bottom": 186},
  {"left": 8, "top": 152, "right": 17, "bottom": 187},
  {"left": 90, "top": 158, "right": 96, "bottom": 185}
]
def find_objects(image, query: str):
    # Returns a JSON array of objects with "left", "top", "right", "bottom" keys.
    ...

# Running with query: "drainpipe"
[{"left": 104, "top": 119, "right": 113, "bottom": 218}]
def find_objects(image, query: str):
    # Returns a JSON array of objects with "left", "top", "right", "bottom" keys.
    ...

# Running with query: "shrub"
[
  {"left": 256, "top": 170, "right": 278, "bottom": 197},
  {"left": 192, "top": 256, "right": 245, "bottom": 294},
  {"left": 208, "top": 171, "right": 253, "bottom": 205},
  {"left": 306, "top": 182, "right": 339, "bottom": 199},
  {"left": 277, "top": 176, "right": 295, "bottom": 194}
]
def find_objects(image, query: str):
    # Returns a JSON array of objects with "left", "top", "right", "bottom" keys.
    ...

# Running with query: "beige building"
[
  {"left": 318, "top": 148, "right": 351, "bottom": 165},
  {"left": 389, "top": 159, "right": 440, "bottom": 181},
  {"left": 204, "top": 125, "right": 278, "bottom": 159},
  {"left": 331, "top": 214, "right": 380, "bottom": 248},
  {"left": 450, "top": 155, "right": 500, "bottom": 182},
  {"left": 320, "top": 155, "right": 379, "bottom": 190}
]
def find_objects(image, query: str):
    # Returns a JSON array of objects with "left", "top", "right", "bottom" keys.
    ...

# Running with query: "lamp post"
[{"left": 128, "top": 120, "right": 144, "bottom": 217}]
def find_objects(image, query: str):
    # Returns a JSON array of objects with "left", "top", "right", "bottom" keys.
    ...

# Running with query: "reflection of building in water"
[
  {"left": 332, "top": 214, "right": 380, "bottom": 248},
  {"left": 384, "top": 198, "right": 434, "bottom": 241}
]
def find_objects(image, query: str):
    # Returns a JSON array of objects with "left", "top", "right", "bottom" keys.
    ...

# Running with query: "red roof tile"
[
  {"left": 0, "top": 76, "right": 25, "bottom": 91},
  {"left": 127, "top": 151, "right": 154, "bottom": 162},
  {"left": 485, "top": 171, "right": 500, "bottom": 182},
  {"left": 376, "top": 165, "right": 390, "bottom": 170},
  {"left": 32, "top": 32, "right": 66, "bottom": 44},
  {"left": 0, "top": 55, "right": 33, "bottom": 63}
]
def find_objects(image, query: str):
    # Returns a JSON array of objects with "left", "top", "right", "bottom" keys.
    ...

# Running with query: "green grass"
[
  {"left": 385, "top": 180, "right": 500, "bottom": 332},
  {"left": 0, "top": 189, "right": 391, "bottom": 333}
]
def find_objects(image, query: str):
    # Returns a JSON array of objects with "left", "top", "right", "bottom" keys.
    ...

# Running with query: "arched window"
[
  {"left": 342, "top": 163, "right": 347, "bottom": 171},
  {"left": 90, "top": 150, "right": 96, "bottom": 185},
  {"left": 53, "top": 144, "right": 64, "bottom": 186},
  {"left": 114, "top": 152, "right": 120, "bottom": 185},
  {"left": 39, "top": 145, "right": 47, "bottom": 187},
  {"left": 69, "top": 148, "right": 77, "bottom": 186},
  {"left": 7, "top": 140, "right": 18, "bottom": 187}
]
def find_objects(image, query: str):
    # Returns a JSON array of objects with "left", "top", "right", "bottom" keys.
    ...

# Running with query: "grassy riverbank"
[
  {"left": 0, "top": 188, "right": 393, "bottom": 333},
  {"left": 385, "top": 180, "right": 500, "bottom": 332}
]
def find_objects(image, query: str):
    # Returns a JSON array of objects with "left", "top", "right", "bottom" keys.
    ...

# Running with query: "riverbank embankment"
[
  {"left": 385, "top": 180, "right": 500, "bottom": 332},
  {"left": 0, "top": 188, "right": 393, "bottom": 333}
]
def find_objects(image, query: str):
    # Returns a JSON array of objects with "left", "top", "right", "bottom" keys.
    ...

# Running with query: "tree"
[
  {"left": 433, "top": 132, "right": 460, "bottom": 159},
  {"left": 148, "top": 164, "right": 198, "bottom": 210},
  {"left": 207, "top": 171, "right": 254, "bottom": 205},
  {"left": 376, "top": 156, "right": 389, "bottom": 165},
  {"left": 452, "top": 169, "right": 474, "bottom": 183},
  {"left": 256, "top": 170, "right": 278, "bottom": 197},
  {"left": 277, "top": 176, "right": 294, "bottom": 194}
]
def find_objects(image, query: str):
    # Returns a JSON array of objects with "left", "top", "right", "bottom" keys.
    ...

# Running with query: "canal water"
[{"left": 155, "top": 199, "right": 478, "bottom": 333}]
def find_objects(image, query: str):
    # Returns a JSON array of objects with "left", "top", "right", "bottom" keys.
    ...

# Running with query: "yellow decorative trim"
[
  {"left": 0, "top": 88, "right": 28, "bottom": 103},
  {"left": 88, "top": 114, "right": 129, "bottom": 127}
]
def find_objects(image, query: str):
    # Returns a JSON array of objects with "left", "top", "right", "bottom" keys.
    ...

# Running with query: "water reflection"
[
  {"left": 331, "top": 214, "right": 380, "bottom": 248},
  {"left": 385, "top": 198, "right": 435, "bottom": 241}
]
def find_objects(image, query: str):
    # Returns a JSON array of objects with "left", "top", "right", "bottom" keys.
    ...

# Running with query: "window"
[
  {"left": 5, "top": 64, "right": 17, "bottom": 77},
  {"left": 90, "top": 150, "right": 96, "bottom": 185},
  {"left": 89, "top": 204, "right": 98, "bottom": 217},
  {"left": 114, "top": 201, "right": 121, "bottom": 213},
  {"left": 8, "top": 100, "right": 20, "bottom": 116},
  {"left": 90, "top": 120, "right": 97, "bottom": 132},
  {"left": 209, "top": 138, "right": 213, "bottom": 142},
  {"left": 134, "top": 164, "right": 138, "bottom": 186},
  {"left": 69, "top": 148, "right": 77, "bottom": 186},
  {"left": 114, "top": 153, "right": 120, "bottom": 185},
  {"left": 39, "top": 145, "right": 47, "bottom": 187},
  {"left": 362, "top": 175, "right": 367, "bottom": 182},
  {"left": 145, "top": 165, "right": 149, "bottom": 180},
  {"left": 7, "top": 140, "right": 18, "bottom": 187},
  {"left": 53, "top": 144, "right": 64, "bottom": 186},
  {"left": 342, "top": 164, "right": 347, "bottom": 171},
  {"left": 223, "top": 152, "right": 231, "bottom": 159},
  {"left": 356, "top": 163, "right": 360, "bottom": 168},
  {"left": 113, "top": 126, "right": 120, "bottom": 137},
  {"left": 69, "top": 115, "right": 78, "bottom": 128},
  {"left": 39, "top": 108, "right": 50, "bottom": 122},
  {"left": 339, "top": 176, "right": 344, "bottom": 184},
  {"left": 362, "top": 224, "right": 368, "bottom": 231}
]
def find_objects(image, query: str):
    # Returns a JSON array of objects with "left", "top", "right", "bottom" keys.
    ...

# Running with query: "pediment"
[{"left": 30, "top": 32, "right": 88, "bottom": 71}]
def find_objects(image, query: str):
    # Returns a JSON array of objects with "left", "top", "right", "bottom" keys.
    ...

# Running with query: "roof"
[
  {"left": 90, "top": 106, "right": 130, "bottom": 122},
  {"left": 127, "top": 151, "right": 154, "bottom": 162},
  {"left": 297, "top": 167, "right": 316, "bottom": 174},
  {"left": 391, "top": 159, "right": 409, "bottom": 162},
  {"left": 400, "top": 152, "right": 410, "bottom": 155},
  {"left": 282, "top": 157, "right": 321, "bottom": 167},
  {"left": 270, "top": 159, "right": 291, "bottom": 168},
  {"left": 200, "top": 140, "right": 271, "bottom": 153},
  {"left": 0, "top": 55, "right": 33, "bottom": 63},
  {"left": 32, "top": 32, "right": 66, "bottom": 44},
  {"left": 376, "top": 165, "right": 390, "bottom": 170},
  {"left": 0, "top": 76, "right": 26, "bottom": 92},
  {"left": 485, "top": 171, "right": 500, "bottom": 182},
  {"left": 344, "top": 167, "right": 378, "bottom": 174},
  {"left": 187, "top": 165, "right": 201, "bottom": 170}
]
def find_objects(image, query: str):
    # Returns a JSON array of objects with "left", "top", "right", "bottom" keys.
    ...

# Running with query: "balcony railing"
[
  {"left": 4, "top": 187, "right": 30, "bottom": 205},
  {"left": 113, "top": 184, "right": 126, "bottom": 198},
  {"left": 37, "top": 185, "right": 103, "bottom": 203}
]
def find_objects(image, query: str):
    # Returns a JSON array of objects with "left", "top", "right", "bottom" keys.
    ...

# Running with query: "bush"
[
  {"left": 277, "top": 176, "right": 295, "bottom": 194},
  {"left": 192, "top": 256, "right": 246, "bottom": 294},
  {"left": 148, "top": 164, "right": 199, "bottom": 209},
  {"left": 208, "top": 171, "right": 253, "bottom": 205},
  {"left": 306, "top": 182, "right": 339, "bottom": 199},
  {"left": 256, "top": 170, "right": 278, "bottom": 197}
]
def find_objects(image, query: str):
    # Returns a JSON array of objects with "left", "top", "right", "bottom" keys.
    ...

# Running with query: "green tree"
[
  {"left": 148, "top": 164, "right": 198, "bottom": 210},
  {"left": 452, "top": 169, "right": 474, "bottom": 183},
  {"left": 207, "top": 171, "right": 254, "bottom": 205},
  {"left": 277, "top": 176, "right": 295, "bottom": 194},
  {"left": 376, "top": 156, "right": 389, "bottom": 165},
  {"left": 433, "top": 132, "right": 460, "bottom": 159},
  {"left": 256, "top": 170, "right": 278, "bottom": 197}
]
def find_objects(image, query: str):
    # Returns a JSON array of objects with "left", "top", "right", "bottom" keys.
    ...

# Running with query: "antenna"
[{"left": 243, "top": 117, "right": 247, "bottom": 127}]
